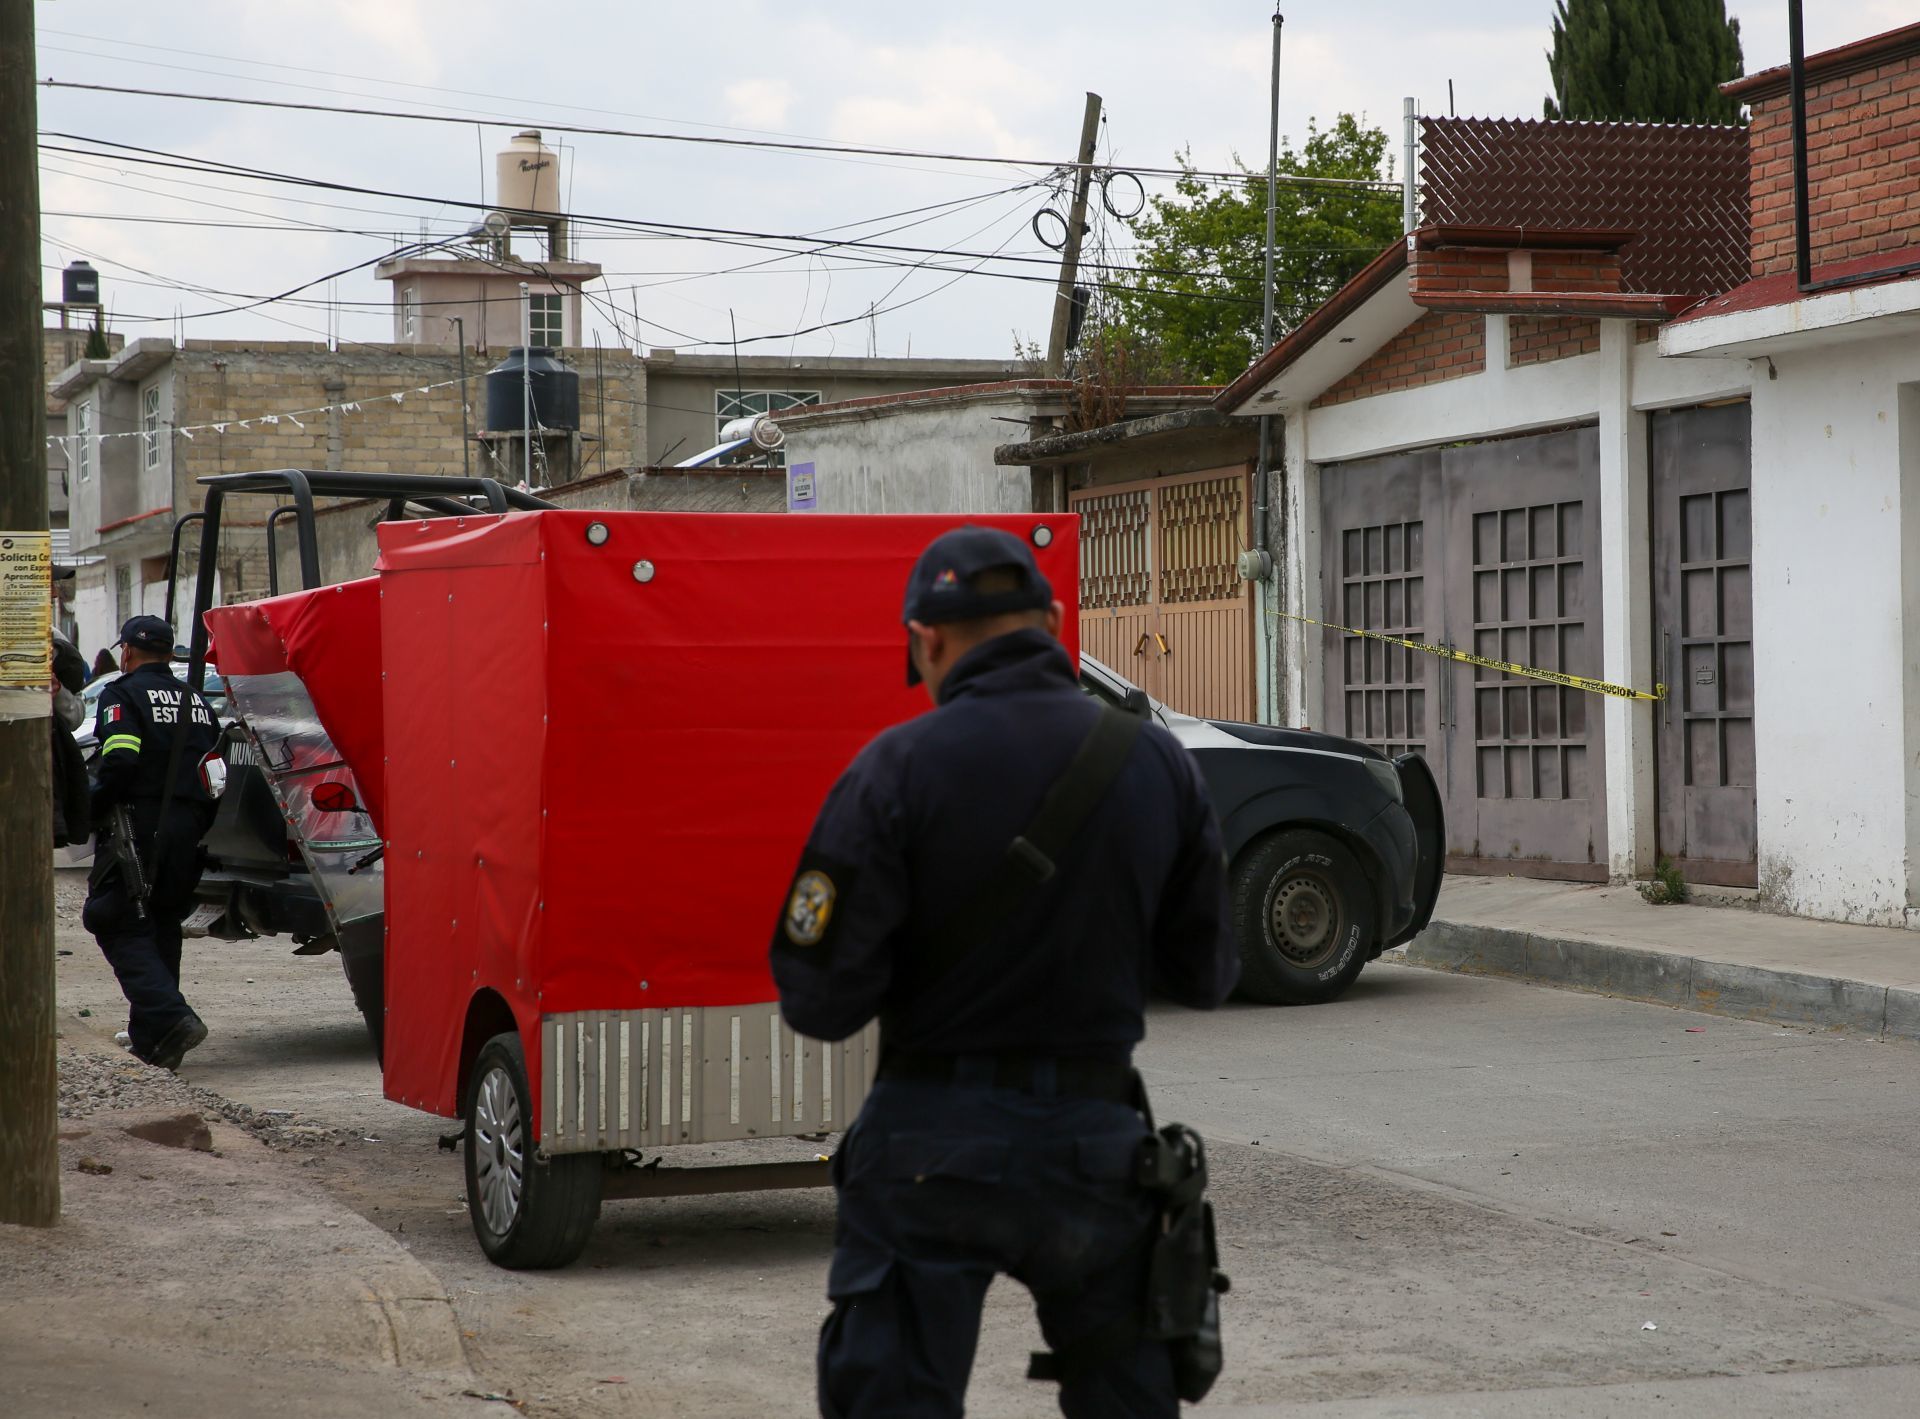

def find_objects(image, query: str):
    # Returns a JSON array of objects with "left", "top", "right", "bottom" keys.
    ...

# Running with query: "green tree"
[
  {"left": 1106, "top": 114, "right": 1402, "bottom": 385},
  {"left": 1544, "top": 0, "right": 1745, "bottom": 123}
]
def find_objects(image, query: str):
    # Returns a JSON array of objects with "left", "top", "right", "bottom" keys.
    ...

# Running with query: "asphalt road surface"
[{"left": 49, "top": 878, "right": 1920, "bottom": 1416}]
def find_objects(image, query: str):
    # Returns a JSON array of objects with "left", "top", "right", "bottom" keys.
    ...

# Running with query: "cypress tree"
[{"left": 1544, "top": 0, "right": 1745, "bottom": 123}]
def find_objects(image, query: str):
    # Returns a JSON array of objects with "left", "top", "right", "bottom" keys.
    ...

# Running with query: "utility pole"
[
  {"left": 0, "top": 0, "right": 61, "bottom": 1228},
  {"left": 450, "top": 316, "right": 471, "bottom": 479},
  {"left": 1044, "top": 92, "right": 1103, "bottom": 377}
]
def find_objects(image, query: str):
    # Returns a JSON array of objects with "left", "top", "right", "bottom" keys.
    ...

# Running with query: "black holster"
[
  {"left": 1137, "top": 1121, "right": 1229, "bottom": 1402},
  {"left": 1027, "top": 1078, "right": 1229, "bottom": 1403}
]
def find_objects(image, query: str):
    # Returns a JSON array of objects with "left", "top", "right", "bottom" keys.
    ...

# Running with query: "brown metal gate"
[
  {"left": 1651, "top": 402, "right": 1756, "bottom": 886},
  {"left": 1072, "top": 467, "right": 1254, "bottom": 722},
  {"left": 1321, "top": 427, "right": 1608, "bottom": 879}
]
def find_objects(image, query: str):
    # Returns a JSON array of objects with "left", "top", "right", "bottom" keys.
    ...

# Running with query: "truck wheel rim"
[
  {"left": 473, "top": 1066, "right": 525, "bottom": 1236},
  {"left": 1271, "top": 873, "right": 1337, "bottom": 968}
]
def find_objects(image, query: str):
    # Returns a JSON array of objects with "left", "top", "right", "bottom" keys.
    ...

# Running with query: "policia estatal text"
[
  {"left": 84, "top": 615, "right": 219, "bottom": 1071},
  {"left": 772, "top": 528, "right": 1238, "bottom": 1417}
]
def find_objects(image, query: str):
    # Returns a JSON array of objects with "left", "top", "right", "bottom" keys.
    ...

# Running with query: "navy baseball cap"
[
  {"left": 116, "top": 614, "right": 174, "bottom": 654},
  {"left": 901, "top": 526, "right": 1053, "bottom": 686}
]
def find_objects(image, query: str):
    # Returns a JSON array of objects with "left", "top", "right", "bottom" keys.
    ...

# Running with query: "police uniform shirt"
[
  {"left": 92, "top": 663, "right": 220, "bottom": 823},
  {"left": 772, "top": 627, "right": 1238, "bottom": 1054}
]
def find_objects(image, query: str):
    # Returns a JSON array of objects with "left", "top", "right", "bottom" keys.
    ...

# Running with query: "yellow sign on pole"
[{"left": 0, "top": 530, "right": 53, "bottom": 691}]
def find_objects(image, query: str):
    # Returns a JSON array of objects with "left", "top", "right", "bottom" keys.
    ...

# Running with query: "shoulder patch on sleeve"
[
  {"left": 102, "top": 703, "right": 122, "bottom": 724},
  {"left": 775, "top": 855, "right": 857, "bottom": 960}
]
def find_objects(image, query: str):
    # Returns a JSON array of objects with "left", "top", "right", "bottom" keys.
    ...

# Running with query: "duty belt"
[{"left": 878, "top": 1052, "right": 1136, "bottom": 1102}]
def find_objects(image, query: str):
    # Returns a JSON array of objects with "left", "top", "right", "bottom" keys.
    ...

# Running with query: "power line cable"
[
  {"left": 39, "top": 80, "right": 1401, "bottom": 191},
  {"left": 40, "top": 136, "right": 1354, "bottom": 292}
]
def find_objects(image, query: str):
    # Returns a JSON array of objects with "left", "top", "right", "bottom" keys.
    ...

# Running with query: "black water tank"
[
  {"left": 62, "top": 260, "right": 99, "bottom": 306},
  {"left": 485, "top": 347, "right": 579, "bottom": 432}
]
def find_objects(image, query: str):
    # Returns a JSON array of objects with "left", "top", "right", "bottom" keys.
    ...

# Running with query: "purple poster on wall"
[{"left": 787, "top": 461, "right": 818, "bottom": 512}]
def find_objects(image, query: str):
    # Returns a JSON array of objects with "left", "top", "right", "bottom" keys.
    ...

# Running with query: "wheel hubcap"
[
  {"left": 1271, "top": 874, "right": 1339, "bottom": 968},
  {"left": 472, "top": 1066, "right": 524, "bottom": 1237}
]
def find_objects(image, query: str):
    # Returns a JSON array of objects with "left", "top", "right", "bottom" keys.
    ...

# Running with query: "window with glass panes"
[
  {"left": 142, "top": 384, "right": 162, "bottom": 470},
  {"left": 715, "top": 389, "right": 820, "bottom": 441},
  {"left": 528, "top": 294, "right": 564, "bottom": 347},
  {"left": 74, "top": 400, "right": 92, "bottom": 483}
]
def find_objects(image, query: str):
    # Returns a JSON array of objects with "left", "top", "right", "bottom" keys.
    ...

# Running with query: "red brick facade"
[
  {"left": 1739, "top": 42, "right": 1920, "bottom": 277},
  {"left": 1527, "top": 253, "right": 1622, "bottom": 293},
  {"left": 1410, "top": 248, "right": 1509, "bottom": 296},
  {"left": 1507, "top": 316, "right": 1601, "bottom": 366},
  {"left": 1311, "top": 311, "right": 1485, "bottom": 408}
]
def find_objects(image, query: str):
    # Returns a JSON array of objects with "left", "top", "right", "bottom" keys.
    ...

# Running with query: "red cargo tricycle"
[{"left": 176, "top": 470, "right": 1078, "bottom": 1267}]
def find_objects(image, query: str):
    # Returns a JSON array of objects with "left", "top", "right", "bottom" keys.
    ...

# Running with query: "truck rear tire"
[
  {"left": 464, "top": 1030, "right": 602, "bottom": 1270},
  {"left": 1232, "top": 829, "right": 1374, "bottom": 1005}
]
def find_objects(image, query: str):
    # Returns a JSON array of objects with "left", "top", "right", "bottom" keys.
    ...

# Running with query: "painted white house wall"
[
  {"left": 1733, "top": 333, "right": 1920, "bottom": 924},
  {"left": 1265, "top": 314, "right": 1753, "bottom": 885},
  {"left": 782, "top": 398, "right": 1035, "bottom": 515}
]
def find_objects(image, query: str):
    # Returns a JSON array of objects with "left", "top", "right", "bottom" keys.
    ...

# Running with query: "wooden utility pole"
[
  {"left": 0, "top": 0, "right": 60, "bottom": 1227},
  {"left": 1044, "top": 92, "right": 1103, "bottom": 376}
]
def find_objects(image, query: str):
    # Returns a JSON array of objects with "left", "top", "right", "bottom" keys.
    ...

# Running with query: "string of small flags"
[{"left": 44, "top": 370, "right": 483, "bottom": 449}]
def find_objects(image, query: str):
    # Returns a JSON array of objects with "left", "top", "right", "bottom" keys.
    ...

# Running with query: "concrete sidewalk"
[
  {"left": 1389, "top": 875, "right": 1920, "bottom": 1041},
  {"left": 2, "top": 1033, "right": 497, "bottom": 1419}
]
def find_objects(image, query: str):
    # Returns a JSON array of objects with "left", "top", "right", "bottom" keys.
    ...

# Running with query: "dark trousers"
[
  {"left": 83, "top": 810, "right": 205, "bottom": 1062},
  {"left": 820, "top": 1071, "right": 1176, "bottom": 1419}
]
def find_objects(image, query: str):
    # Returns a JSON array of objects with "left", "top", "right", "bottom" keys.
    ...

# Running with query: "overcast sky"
[{"left": 33, "top": 1, "right": 1908, "bottom": 366}]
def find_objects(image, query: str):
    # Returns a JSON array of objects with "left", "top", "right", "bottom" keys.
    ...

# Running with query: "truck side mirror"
[{"left": 1122, "top": 687, "right": 1151, "bottom": 718}]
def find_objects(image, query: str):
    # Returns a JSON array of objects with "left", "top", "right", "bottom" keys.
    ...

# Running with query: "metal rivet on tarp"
[
  {"left": 632, "top": 559, "right": 656, "bottom": 583},
  {"left": 1032, "top": 524, "right": 1054, "bottom": 547},
  {"left": 586, "top": 521, "right": 610, "bottom": 546}
]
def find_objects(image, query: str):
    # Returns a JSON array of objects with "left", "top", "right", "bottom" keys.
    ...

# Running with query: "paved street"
[{"left": 40, "top": 884, "right": 1920, "bottom": 1416}]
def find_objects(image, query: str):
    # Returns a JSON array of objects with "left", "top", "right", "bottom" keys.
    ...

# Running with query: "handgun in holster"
[
  {"left": 1136, "top": 1122, "right": 1230, "bottom": 1403},
  {"left": 1028, "top": 1086, "right": 1230, "bottom": 1404}
]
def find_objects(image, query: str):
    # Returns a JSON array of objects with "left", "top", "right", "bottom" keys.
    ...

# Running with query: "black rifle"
[{"left": 109, "top": 804, "right": 152, "bottom": 925}]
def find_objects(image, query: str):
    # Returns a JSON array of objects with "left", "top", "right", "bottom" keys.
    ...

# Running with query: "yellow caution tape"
[{"left": 1282, "top": 612, "right": 1666, "bottom": 702}]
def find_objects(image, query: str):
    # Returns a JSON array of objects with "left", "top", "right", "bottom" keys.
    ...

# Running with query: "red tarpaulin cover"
[
  {"left": 202, "top": 577, "right": 388, "bottom": 828},
  {"left": 374, "top": 510, "right": 1080, "bottom": 1122}
]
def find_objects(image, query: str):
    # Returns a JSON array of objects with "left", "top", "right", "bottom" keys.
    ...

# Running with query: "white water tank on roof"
[{"left": 497, "top": 131, "right": 561, "bottom": 214}]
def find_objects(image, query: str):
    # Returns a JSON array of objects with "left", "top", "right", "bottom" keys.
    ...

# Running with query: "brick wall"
[
  {"left": 1410, "top": 248, "right": 1509, "bottom": 296},
  {"left": 1311, "top": 311, "right": 1486, "bottom": 408},
  {"left": 1507, "top": 316, "right": 1601, "bottom": 367},
  {"left": 1745, "top": 47, "right": 1920, "bottom": 277},
  {"left": 1526, "top": 252, "right": 1622, "bottom": 292},
  {"left": 43, "top": 327, "right": 122, "bottom": 411},
  {"left": 165, "top": 342, "right": 650, "bottom": 600}
]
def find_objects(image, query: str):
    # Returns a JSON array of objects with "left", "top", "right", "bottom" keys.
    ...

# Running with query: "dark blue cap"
[
  {"left": 116, "top": 614, "right": 173, "bottom": 654},
  {"left": 902, "top": 526, "right": 1053, "bottom": 685}
]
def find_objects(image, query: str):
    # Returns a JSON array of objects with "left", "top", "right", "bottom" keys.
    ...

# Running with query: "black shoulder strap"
[{"left": 917, "top": 705, "right": 1144, "bottom": 984}]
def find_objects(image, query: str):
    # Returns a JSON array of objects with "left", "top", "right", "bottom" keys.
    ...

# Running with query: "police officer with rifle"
[
  {"left": 84, "top": 615, "right": 219, "bottom": 1071},
  {"left": 772, "top": 527, "right": 1239, "bottom": 1417}
]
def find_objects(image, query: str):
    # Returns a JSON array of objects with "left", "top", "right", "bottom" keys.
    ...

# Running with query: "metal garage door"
[
  {"left": 1651, "top": 401, "right": 1756, "bottom": 886},
  {"left": 1073, "top": 467, "right": 1255, "bottom": 722},
  {"left": 1321, "top": 427, "right": 1608, "bottom": 878}
]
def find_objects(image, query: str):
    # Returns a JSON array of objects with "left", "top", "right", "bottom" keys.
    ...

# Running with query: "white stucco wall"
[
  {"left": 1744, "top": 334, "right": 1920, "bottom": 924},
  {"left": 783, "top": 401, "right": 1034, "bottom": 515}
]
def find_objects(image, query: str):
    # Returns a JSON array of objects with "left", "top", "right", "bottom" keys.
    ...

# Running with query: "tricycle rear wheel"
[{"left": 464, "top": 1030, "right": 602, "bottom": 1269}]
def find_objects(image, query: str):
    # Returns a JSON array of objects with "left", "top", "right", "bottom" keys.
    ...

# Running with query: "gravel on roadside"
[{"left": 58, "top": 1040, "right": 355, "bottom": 1151}]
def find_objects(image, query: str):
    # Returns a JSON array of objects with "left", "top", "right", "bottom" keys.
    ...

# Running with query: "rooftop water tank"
[
  {"left": 62, "top": 260, "right": 100, "bottom": 306},
  {"left": 496, "top": 131, "right": 562, "bottom": 215},
  {"left": 486, "top": 347, "right": 579, "bottom": 433}
]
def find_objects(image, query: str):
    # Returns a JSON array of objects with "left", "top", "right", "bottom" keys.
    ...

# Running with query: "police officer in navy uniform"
[
  {"left": 84, "top": 615, "right": 220, "bottom": 1071},
  {"left": 772, "top": 527, "right": 1238, "bottom": 1418}
]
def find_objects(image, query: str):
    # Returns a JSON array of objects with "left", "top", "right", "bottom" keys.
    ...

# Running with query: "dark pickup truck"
[{"left": 1080, "top": 655, "right": 1443, "bottom": 1004}]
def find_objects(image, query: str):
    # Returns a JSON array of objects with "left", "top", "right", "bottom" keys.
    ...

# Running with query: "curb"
[{"left": 1391, "top": 919, "right": 1920, "bottom": 1042}]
